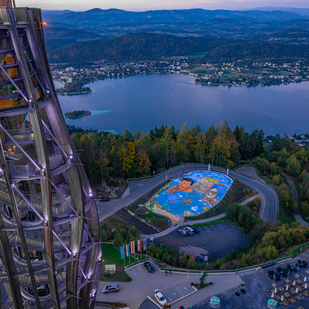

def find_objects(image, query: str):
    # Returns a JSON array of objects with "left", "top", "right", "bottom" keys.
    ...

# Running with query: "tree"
[
  {"left": 270, "top": 162, "right": 277, "bottom": 175},
  {"left": 136, "top": 149, "right": 151, "bottom": 176},
  {"left": 161, "top": 127, "right": 172, "bottom": 169},
  {"left": 272, "top": 175, "right": 280, "bottom": 185},
  {"left": 300, "top": 201, "right": 309, "bottom": 214},
  {"left": 286, "top": 155, "right": 301, "bottom": 176},
  {"left": 187, "top": 257, "right": 197, "bottom": 269},
  {"left": 177, "top": 123, "right": 190, "bottom": 163}
]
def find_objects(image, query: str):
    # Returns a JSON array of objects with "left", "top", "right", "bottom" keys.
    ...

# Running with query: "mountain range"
[{"left": 43, "top": 8, "right": 309, "bottom": 64}]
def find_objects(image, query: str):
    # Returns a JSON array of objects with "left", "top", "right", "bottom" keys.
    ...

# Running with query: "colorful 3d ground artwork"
[{"left": 145, "top": 171, "right": 233, "bottom": 224}]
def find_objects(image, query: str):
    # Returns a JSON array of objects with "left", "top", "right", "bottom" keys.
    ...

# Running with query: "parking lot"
[
  {"left": 192, "top": 249, "right": 309, "bottom": 309},
  {"left": 97, "top": 262, "right": 199, "bottom": 308},
  {"left": 96, "top": 261, "right": 242, "bottom": 309},
  {"left": 157, "top": 222, "right": 250, "bottom": 262},
  {"left": 127, "top": 263, "right": 197, "bottom": 306}
]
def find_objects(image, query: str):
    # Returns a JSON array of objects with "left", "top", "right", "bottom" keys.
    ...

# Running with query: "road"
[
  {"left": 233, "top": 166, "right": 278, "bottom": 223},
  {"left": 97, "top": 164, "right": 278, "bottom": 224}
]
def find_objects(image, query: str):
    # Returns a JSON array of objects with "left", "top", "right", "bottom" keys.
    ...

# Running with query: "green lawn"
[
  {"left": 101, "top": 244, "right": 137, "bottom": 282},
  {"left": 138, "top": 212, "right": 169, "bottom": 224},
  {"left": 129, "top": 204, "right": 139, "bottom": 212},
  {"left": 218, "top": 76, "right": 229, "bottom": 80},
  {"left": 193, "top": 66, "right": 208, "bottom": 71},
  {"left": 279, "top": 202, "right": 296, "bottom": 225},
  {"left": 274, "top": 71, "right": 290, "bottom": 76},
  {"left": 300, "top": 213, "right": 309, "bottom": 223},
  {"left": 192, "top": 218, "right": 228, "bottom": 227}
]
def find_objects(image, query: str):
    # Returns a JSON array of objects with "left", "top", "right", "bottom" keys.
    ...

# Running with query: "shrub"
[
  {"left": 272, "top": 175, "right": 280, "bottom": 185},
  {"left": 286, "top": 155, "right": 301, "bottom": 176},
  {"left": 300, "top": 201, "right": 309, "bottom": 214}
]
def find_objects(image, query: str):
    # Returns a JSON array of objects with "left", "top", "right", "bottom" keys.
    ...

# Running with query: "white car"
[{"left": 155, "top": 289, "right": 167, "bottom": 306}]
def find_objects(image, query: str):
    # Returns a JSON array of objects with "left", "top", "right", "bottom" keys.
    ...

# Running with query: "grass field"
[
  {"left": 101, "top": 244, "right": 134, "bottom": 282},
  {"left": 279, "top": 202, "right": 296, "bottom": 225},
  {"left": 192, "top": 217, "right": 228, "bottom": 227}
]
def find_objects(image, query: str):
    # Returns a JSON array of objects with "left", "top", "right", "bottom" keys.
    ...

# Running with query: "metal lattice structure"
[{"left": 0, "top": 4, "right": 101, "bottom": 309}]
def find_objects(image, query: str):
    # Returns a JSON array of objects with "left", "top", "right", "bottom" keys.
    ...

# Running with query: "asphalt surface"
[
  {"left": 192, "top": 249, "right": 309, "bottom": 309},
  {"left": 157, "top": 222, "right": 250, "bottom": 262},
  {"left": 97, "top": 164, "right": 278, "bottom": 224},
  {"left": 96, "top": 262, "right": 242, "bottom": 309}
]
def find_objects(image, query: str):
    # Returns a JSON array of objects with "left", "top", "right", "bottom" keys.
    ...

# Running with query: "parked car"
[
  {"left": 192, "top": 227, "right": 200, "bottom": 234},
  {"left": 149, "top": 237, "right": 154, "bottom": 245},
  {"left": 102, "top": 284, "right": 120, "bottom": 294},
  {"left": 178, "top": 227, "right": 187, "bottom": 236},
  {"left": 154, "top": 289, "right": 167, "bottom": 306},
  {"left": 203, "top": 256, "right": 209, "bottom": 264},
  {"left": 144, "top": 261, "right": 155, "bottom": 273},
  {"left": 99, "top": 197, "right": 110, "bottom": 202},
  {"left": 196, "top": 256, "right": 202, "bottom": 265},
  {"left": 183, "top": 226, "right": 195, "bottom": 235}
]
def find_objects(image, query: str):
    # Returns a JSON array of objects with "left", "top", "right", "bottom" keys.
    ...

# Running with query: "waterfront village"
[{"left": 51, "top": 58, "right": 309, "bottom": 94}]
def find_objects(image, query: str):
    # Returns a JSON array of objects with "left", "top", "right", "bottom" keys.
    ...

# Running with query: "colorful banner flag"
[
  {"left": 131, "top": 241, "right": 135, "bottom": 254},
  {"left": 143, "top": 239, "right": 147, "bottom": 251},
  {"left": 120, "top": 246, "right": 125, "bottom": 260},
  {"left": 137, "top": 239, "right": 141, "bottom": 252},
  {"left": 126, "top": 244, "right": 129, "bottom": 257}
]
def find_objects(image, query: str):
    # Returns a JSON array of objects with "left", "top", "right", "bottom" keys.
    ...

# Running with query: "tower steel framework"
[{"left": 0, "top": 4, "right": 101, "bottom": 309}]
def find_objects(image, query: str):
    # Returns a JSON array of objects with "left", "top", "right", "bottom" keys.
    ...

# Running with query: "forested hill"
[
  {"left": 47, "top": 32, "right": 308, "bottom": 63},
  {"left": 47, "top": 33, "right": 228, "bottom": 63},
  {"left": 204, "top": 41, "right": 308, "bottom": 62}
]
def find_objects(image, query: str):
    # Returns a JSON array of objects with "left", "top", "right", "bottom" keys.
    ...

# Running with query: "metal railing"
[
  {"left": 14, "top": 8, "right": 29, "bottom": 25},
  {"left": 0, "top": 8, "right": 10, "bottom": 26},
  {"left": 5, "top": 127, "right": 33, "bottom": 137}
]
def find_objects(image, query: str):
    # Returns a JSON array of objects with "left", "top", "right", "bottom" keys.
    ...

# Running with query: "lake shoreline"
[{"left": 57, "top": 74, "right": 309, "bottom": 136}]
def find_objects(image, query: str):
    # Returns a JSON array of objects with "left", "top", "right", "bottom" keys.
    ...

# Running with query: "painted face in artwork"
[
  {"left": 206, "top": 188, "right": 217, "bottom": 199},
  {"left": 178, "top": 180, "right": 192, "bottom": 191},
  {"left": 200, "top": 178, "right": 215, "bottom": 190}
]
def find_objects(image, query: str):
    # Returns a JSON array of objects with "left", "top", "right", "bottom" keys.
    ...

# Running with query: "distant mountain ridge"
[{"left": 43, "top": 8, "right": 308, "bottom": 27}]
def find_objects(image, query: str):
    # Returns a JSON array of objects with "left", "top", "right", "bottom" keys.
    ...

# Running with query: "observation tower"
[{"left": 0, "top": 1, "right": 101, "bottom": 308}]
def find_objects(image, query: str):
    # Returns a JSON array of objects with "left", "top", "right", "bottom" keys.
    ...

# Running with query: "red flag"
[
  {"left": 137, "top": 239, "right": 141, "bottom": 252},
  {"left": 183, "top": 166, "right": 185, "bottom": 174}
]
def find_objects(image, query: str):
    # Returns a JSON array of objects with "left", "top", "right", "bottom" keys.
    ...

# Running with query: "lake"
[{"left": 55, "top": 74, "right": 309, "bottom": 135}]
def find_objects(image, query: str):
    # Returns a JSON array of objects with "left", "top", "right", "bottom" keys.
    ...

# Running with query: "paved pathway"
[
  {"left": 240, "top": 193, "right": 260, "bottom": 205},
  {"left": 283, "top": 172, "right": 309, "bottom": 227},
  {"left": 140, "top": 213, "right": 226, "bottom": 238}
]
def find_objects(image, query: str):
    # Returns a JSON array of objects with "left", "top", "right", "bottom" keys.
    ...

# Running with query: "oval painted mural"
[{"left": 145, "top": 171, "right": 233, "bottom": 224}]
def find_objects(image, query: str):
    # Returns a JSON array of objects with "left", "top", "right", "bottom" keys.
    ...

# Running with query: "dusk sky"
[{"left": 18, "top": 0, "right": 309, "bottom": 11}]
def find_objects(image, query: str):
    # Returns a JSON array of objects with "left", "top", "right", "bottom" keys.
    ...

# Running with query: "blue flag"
[
  {"left": 143, "top": 239, "right": 147, "bottom": 251},
  {"left": 120, "top": 246, "right": 125, "bottom": 260}
]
